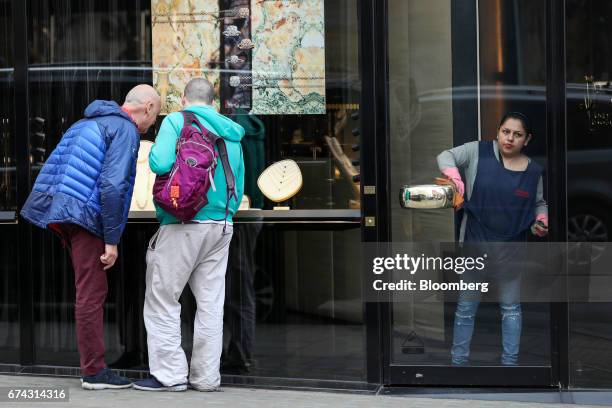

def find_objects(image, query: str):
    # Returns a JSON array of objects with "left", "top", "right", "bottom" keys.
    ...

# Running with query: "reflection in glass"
[
  {"left": 0, "top": 0, "right": 15, "bottom": 213},
  {"left": 566, "top": 0, "right": 612, "bottom": 387},
  {"left": 0, "top": 0, "right": 18, "bottom": 364}
]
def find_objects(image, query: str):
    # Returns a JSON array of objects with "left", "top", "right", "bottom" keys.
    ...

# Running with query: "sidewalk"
[{"left": 0, "top": 375, "right": 607, "bottom": 408}]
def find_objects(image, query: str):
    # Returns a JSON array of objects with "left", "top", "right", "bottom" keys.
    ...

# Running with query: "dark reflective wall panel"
[
  {"left": 0, "top": 224, "right": 18, "bottom": 364},
  {"left": 0, "top": 0, "right": 18, "bottom": 364}
]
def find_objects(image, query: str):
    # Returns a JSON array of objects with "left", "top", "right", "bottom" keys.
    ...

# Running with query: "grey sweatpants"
[{"left": 144, "top": 223, "right": 233, "bottom": 390}]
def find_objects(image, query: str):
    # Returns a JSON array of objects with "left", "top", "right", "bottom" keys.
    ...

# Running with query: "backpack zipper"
[
  {"left": 180, "top": 139, "right": 215, "bottom": 156},
  {"left": 166, "top": 165, "right": 179, "bottom": 191}
]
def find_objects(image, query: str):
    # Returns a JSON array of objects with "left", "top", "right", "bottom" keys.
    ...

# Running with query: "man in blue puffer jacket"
[{"left": 20, "top": 84, "right": 161, "bottom": 390}]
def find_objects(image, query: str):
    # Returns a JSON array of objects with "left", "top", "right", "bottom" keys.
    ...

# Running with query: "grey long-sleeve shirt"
[{"left": 437, "top": 140, "right": 548, "bottom": 241}]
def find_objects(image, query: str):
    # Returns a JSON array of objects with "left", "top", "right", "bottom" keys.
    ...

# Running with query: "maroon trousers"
[{"left": 55, "top": 224, "right": 108, "bottom": 376}]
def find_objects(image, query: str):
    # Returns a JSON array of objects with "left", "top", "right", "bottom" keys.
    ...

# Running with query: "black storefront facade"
[{"left": 1, "top": 0, "right": 612, "bottom": 391}]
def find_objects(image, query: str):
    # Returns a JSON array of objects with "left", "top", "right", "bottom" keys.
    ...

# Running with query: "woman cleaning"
[{"left": 437, "top": 112, "right": 549, "bottom": 366}]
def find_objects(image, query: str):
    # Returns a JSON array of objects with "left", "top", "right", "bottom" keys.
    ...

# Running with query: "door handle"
[{"left": 399, "top": 184, "right": 454, "bottom": 210}]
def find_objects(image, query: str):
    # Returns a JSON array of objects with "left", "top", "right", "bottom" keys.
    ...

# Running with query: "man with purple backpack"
[{"left": 134, "top": 78, "right": 245, "bottom": 392}]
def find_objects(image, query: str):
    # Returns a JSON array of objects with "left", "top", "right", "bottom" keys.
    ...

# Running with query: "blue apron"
[{"left": 464, "top": 141, "right": 541, "bottom": 243}]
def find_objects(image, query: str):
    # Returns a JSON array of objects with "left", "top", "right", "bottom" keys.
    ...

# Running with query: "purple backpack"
[{"left": 153, "top": 111, "right": 236, "bottom": 222}]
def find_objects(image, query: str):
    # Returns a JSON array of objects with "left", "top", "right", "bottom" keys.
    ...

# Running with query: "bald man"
[{"left": 21, "top": 85, "right": 161, "bottom": 390}]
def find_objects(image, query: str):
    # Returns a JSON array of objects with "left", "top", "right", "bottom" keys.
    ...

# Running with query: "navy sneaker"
[
  {"left": 133, "top": 376, "right": 187, "bottom": 392},
  {"left": 81, "top": 367, "right": 132, "bottom": 390}
]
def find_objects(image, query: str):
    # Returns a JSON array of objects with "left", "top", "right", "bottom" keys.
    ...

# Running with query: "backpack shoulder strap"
[
  {"left": 181, "top": 111, "right": 197, "bottom": 128},
  {"left": 182, "top": 110, "right": 215, "bottom": 142},
  {"left": 215, "top": 138, "right": 238, "bottom": 228},
  {"left": 178, "top": 111, "right": 197, "bottom": 143},
  {"left": 215, "top": 138, "right": 236, "bottom": 195}
]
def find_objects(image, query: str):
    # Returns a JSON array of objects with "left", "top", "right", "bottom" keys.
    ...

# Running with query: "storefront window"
[{"left": 25, "top": 0, "right": 364, "bottom": 382}]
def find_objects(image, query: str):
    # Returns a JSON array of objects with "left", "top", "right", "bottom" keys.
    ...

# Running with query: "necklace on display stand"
[
  {"left": 131, "top": 141, "right": 156, "bottom": 212},
  {"left": 134, "top": 170, "right": 156, "bottom": 210},
  {"left": 257, "top": 159, "right": 303, "bottom": 210}
]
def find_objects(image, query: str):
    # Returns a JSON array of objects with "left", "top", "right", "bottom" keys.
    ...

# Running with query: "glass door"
[{"left": 384, "top": 0, "right": 555, "bottom": 385}]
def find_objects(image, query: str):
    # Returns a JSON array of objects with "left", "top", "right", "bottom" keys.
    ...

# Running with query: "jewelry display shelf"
[{"left": 128, "top": 209, "right": 361, "bottom": 229}]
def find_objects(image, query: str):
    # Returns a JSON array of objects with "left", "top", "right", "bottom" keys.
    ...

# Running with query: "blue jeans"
[{"left": 451, "top": 271, "right": 522, "bottom": 366}]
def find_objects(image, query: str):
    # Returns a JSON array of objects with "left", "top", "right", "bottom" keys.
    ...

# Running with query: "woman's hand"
[
  {"left": 435, "top": 176, "right": 464, "bottom": 210},
  {"left": 441, "top": 167, "right": 465, "bottom": 197},
  {"left": 447, "top": 178, "right": 460, "bottom": 193}
]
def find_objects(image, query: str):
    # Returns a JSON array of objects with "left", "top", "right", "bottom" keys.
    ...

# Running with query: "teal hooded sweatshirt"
[{"left": 149, "top": 105, "right": 245, "bottom": 225}]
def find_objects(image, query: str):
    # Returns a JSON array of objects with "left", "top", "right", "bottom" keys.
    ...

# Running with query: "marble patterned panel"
[
  {"left": 251, "top": 0, "right": 326, "bottom": 115},
  {"left": 152, "top": 0, "right": 220, "bottom": 114}
]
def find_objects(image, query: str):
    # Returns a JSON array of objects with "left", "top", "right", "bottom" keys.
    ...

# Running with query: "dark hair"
[{"left": 498, "top": 111, "right": 532, "bottom": 136}]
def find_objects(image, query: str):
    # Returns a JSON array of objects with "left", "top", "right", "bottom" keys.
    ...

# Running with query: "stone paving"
[{"left": 0, "top": 374, "right": 607, "bottom": 408}]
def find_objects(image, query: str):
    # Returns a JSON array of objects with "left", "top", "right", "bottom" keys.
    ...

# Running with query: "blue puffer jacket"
[{"left": 20, "top": 100, "right": 139, "bottom": 244}]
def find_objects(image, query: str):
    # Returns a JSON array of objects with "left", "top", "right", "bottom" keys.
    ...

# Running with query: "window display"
[
  {"left": 220, "top": 0, "right": 253, "bottom": 113},
  {"left": 152, "top": 0, "right": 326, "bottom": 115},
  {"left": 250, "top": 0, "right": 326, "bottom": 115},
  {"left": 151, "top": 0, "right": 220, "bottom": 114},
  {"left": 143, "top": 0, "right": 360, "bottom": 213},
  {"left": 129, "top": 141, "right": 156, "bottom": 212},
  {"left": 256, "top": 159, "right": 303, "bottom": 207}
]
